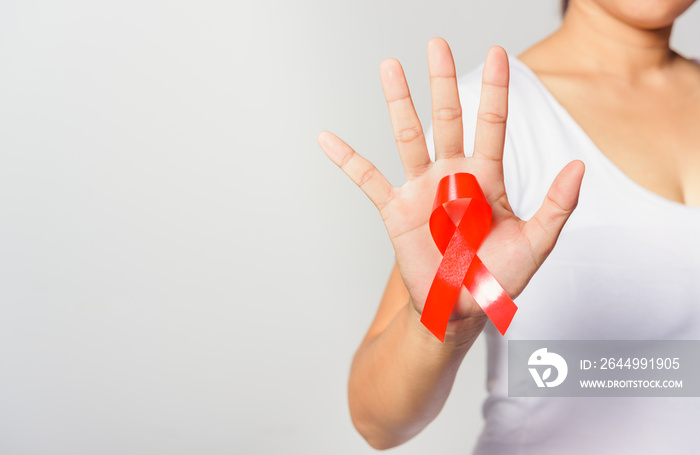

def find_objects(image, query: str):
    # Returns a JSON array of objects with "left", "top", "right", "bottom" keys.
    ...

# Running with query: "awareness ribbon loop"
[{"left": 420, "top": 173, "right": 518, "bottom": 342}]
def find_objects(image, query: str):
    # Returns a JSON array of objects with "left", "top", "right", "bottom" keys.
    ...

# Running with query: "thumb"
[{"left": 522, "top": 160, "right": 585, "bottom": 266}]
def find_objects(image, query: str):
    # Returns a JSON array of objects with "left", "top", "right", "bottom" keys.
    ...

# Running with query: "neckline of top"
[{"left": 508, "top": 56, "right": 700, "bottom": 214}]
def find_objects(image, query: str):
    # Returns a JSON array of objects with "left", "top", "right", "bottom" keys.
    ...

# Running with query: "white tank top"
[{"left": 423, "top": 57, "right": 700, "bottom": 453}]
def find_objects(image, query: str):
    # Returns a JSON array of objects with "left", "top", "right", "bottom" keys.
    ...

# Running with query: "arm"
[
  {"left": 319, "top": 38, "right": 583, "bottom": 449},
  {"left": 349, "top": 261, "right": 486, "bottom": 449}
]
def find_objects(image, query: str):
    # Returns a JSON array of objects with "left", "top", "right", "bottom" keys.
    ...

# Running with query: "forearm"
[{"left": 348, "top": 299, "right": 486, "bottom": 449}]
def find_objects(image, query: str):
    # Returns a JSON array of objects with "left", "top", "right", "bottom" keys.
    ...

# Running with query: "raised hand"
[{"left": 318, "top": 38, "right": 584, "bottom": 324}]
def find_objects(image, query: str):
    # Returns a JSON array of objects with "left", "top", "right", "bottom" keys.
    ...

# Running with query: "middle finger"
[{"left": 428, "top": 37, "right": 464, "bottom": 160}]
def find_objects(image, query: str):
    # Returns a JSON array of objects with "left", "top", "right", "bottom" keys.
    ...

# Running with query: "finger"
[
  {"left": 472, "top": 46, "right": 509, "bottom": 170},
  {"left": 522, "top": 160, "right": 585, "bottom": 266},
  {"left": 428, "top": 37, "right": 464, "bottom": 159},
  {"left": 318, "top": 131, "right": 394, "bottom": 212},
  {"left": 380, "top": 58, "right": 431, "bottom": 179}
]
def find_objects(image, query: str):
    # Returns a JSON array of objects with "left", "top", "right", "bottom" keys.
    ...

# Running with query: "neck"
[{"left": 553, "top": 0, "right": 676, "bottom": 79}]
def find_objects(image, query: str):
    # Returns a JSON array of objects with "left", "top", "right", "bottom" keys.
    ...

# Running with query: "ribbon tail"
[
  {"left": 421, "top": 225, "right": 476, "bottom": 342},
  {"left": 464, "top": 256, "right": 518, "bottom": 335}
]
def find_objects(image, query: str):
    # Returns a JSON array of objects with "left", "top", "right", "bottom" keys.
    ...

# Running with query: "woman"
[{"left": 318, "top": 0, "right": 700, "bottom": 452}]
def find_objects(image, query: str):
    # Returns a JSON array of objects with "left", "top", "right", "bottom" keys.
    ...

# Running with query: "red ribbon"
[{"left": 420, "top": 173, "right": 517, "bottom": 342}]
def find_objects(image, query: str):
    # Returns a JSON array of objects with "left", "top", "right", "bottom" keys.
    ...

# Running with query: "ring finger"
[{"left": 380, "top": 58, "right": 431, "bottom": 179}]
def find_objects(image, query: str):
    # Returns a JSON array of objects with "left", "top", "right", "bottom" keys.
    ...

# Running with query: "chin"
[{"left": 593, "top": 0, "right": 697, "bottom": 29}]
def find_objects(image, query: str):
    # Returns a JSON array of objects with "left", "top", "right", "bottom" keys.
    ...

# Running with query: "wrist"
[{"left": 406, "top": 297, "right": 487, "bottom": 352}]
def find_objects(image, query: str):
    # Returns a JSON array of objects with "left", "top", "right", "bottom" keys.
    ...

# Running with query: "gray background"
[{"left": 0, "top": 0, "right": 698, "bottom": 453}]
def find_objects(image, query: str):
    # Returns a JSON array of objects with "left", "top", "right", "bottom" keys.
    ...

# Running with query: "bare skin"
[
  {"left": 521, "top": 0, "right": 700, "bottom": 206},
  {"left": 318, "top": 0, "right": 699, "bottom": 450},
  {"left": 320, "top": 42, "right": 584, "bottom": 449}
]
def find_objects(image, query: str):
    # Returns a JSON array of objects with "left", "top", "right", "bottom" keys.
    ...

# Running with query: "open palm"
[{"left": 319, "top": 38, "right": 584, "bottom": 322}]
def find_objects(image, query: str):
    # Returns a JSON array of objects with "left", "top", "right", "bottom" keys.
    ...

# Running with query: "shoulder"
[
  {"left": 437, "top": 57, "right": 564, "bottom": 218},
  {"left": 453, "top": 55, "right": 563, "bottom": 157},
  {"left": 454, "top": 56, "right": 549, "bottom": 107},
  {"left": 453, "top": 56, "right": 558, "bottom": 151},
  {"left": 428, "top": 55, "right": 575, "bottom": 217}
]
